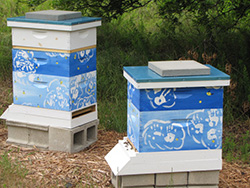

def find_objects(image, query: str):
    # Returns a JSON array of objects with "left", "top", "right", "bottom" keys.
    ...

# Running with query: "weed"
[
  {"left": 223, "top": 125, "right": 250, "bottom": 163},
  {"left": 223, "top": 134, "right": 238, "bottom": 162},
  {"left": 240, "top": 131, "right": 250, "bottom": 163}
]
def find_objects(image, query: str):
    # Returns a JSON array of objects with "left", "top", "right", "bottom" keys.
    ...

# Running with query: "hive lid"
[
  {"left": 123, "top": 65, "right": 230, "bottom": 89},
  {"left": 148, "top": 60, "right": 210, "bottom": 77},
  {"left": 25, "top": 10, "right": 82, "bottom": 21},
  {"left": 7, "top": 10, "right": 101, "bottom": 29}
]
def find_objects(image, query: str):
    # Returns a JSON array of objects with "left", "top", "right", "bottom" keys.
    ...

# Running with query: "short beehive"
[{"left": 123, "top": 60, "right": 230, "bottom": 152}]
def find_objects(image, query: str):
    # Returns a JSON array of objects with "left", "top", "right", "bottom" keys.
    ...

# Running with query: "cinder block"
[
  {"left": 188, "top": 171, "right": 219, "bottom": 185},
  {"left": 156, "top": 172, "right": 187, "bottom": 186},
  {"left": 85, "top": 121, "right": 98, "bottom": 146},
  {"left": 27, "top": 124, "right": 49, "bottom": 148},
  {"left": 7, "top": 121, "right": 28, "bottom": 145},
  {"left": 121, "top": 174, "right": 154, "bottom": 187},
  {"left": 49, "top": 119, "right": 99, "bottom": 153},
  {"left": 111, "top": 171, "right": 120, "bottom": 188},
  {"left": 6, "top": 121, "right": 49, "bottom": 148}
]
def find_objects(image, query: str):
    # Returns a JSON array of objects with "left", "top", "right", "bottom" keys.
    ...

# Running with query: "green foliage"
[
  {"left": 223, "top": 134, "right": 238, "bottom": 162},
  {"left": 157, "top": 0, "right": 250, "bottom": 32},
  {"left": 26, "top": 0, "right": 152, "bottom": 21},
  {"left": 0, "top": 0, "right": 31, "bottom": 81},
  {"left": 0, "top": 151, "right": 28, "bottom": 187},
  {"left": 240, "top": 131, "right": 250, "bottom": 163},
  {"left": 223, "top": 130, "right": 250, "bottom": 163}
]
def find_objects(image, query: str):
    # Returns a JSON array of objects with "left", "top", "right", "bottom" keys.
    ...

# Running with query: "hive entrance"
[{"left": 72, "top": 105, "right": 96, "bottom": 119}]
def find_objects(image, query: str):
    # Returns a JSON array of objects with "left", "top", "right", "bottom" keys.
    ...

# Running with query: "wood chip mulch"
[{"left": 0, "top": 124, "right": 249, "bottom": 188}]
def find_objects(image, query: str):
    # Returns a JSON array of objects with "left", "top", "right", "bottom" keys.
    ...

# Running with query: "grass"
[
  {"left": 0, "top": 151, "right": 29, "bottom": 187},
  {"left": 223, "top": 119, "right": 250, "bottom": 163}
]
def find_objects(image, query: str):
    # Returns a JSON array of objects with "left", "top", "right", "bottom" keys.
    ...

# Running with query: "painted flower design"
[
  {"left": 13, "top": 50, "right": 38, "bottom": 73},
  {"left": 145, "top": 88, "right": 176, "bottom": 109},
  {"left": 77, "top": 49, "right": 94, "bottom": 64},
  {"left": 142, "top": 120, "right": 185, "bottom": 150},
  {"left": 44, "top": 79, "right": 70, "bottom": 110},
  {"left": 186, "top": 109, "right": 222, "bottom": 149},
  {"left": 70, "top": 72, "right": 96, "bottom": 109}
]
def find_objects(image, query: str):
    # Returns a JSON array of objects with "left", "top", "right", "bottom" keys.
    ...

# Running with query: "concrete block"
[
  {"left": 121, "top": 174, "right": 154, "bottom": 187},
  {"left": 188, "top": 171, "right": 219, "bottom": 185},
  {"left": 25, "top": 10, "right": 82, "bottom": 21},
  {"left": 111, "top": 171, "right": 120, "bottom": 188},
  {"left": 7, "top": 121, "right": 28, "bottom": 145},
  {"left": 49, "top": 119, "right": 99, "bottom": 153},
  {"left": 156, "top": 172, "right": 188, "bottom": 186},
  {"left": 6, "top": 121, "right": 49, "bottom": 148},
  {"left": 85, "top": 121, "right": 98, "bottom": 146},
  {"left": 27, "top": 125, "right": 49, "bottom": 148},
  {"left": 148, "top": 60, "right": 210, "bottom": 77}
]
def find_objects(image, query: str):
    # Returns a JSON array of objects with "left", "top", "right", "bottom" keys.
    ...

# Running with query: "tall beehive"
[
  {"left": 1, "top": 10, "right": 101, "bottom": 152},
  {"left": 106, "top": 60, "right": 230, "bottom": 188}
]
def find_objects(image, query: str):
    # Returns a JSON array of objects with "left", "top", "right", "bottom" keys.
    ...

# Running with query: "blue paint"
[
  {"left": 13, "top": 71, "right": 96, "bottom": 111},
  {"left": 128, "top": 82, "right": 223, "bottom": 111},
  {"left": 127, "top": 100, "right": 140, "bottom": 150},
  {"left": 124, "top": 65, "right": 230, "bottom": 83},
  {"left": 7, "top": 16, "right": 101, "bottom": 25},
  {"left": 127, "top": 101, "right": 223, "bottom": 152},
  {"left": 12, "top": 48, "right": 96, "bottom": 77}
]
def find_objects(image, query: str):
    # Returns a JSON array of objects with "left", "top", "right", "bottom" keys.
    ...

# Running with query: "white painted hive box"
[{"left": 7, "top": 10, "right": 102, "bottom": 51}]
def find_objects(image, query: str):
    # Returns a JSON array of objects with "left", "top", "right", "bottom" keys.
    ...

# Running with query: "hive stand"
[{"left": 1, "top": 10, "right": 101, "bottom": 153}]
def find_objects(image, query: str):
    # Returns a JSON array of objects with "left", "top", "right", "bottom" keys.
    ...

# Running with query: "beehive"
[
  {"left": 124, "top": 61, "right": 230, "bottom": 152},
  {"left": 8, "top": 10, "right": 101, "bottom": 112},
  {"left": 1, "top": 10, "right": 101, "bottom": 152}
]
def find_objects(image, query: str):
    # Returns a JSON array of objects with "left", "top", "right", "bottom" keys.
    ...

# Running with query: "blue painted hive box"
[
  {"left": 123, "top": 60, "right": 230, "bottom": 153},
  {"left": 7, "top": 10, "right": 102, "bottom": 111},
  {"left": 12, "top": 48, "right": 97, "bottom": 111}
]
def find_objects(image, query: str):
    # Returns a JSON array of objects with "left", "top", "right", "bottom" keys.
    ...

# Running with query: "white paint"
[
  {"left": 11, "top": 27, "right": 96, "bottom": 51},
  {"left": 123, "top": 71, "right": 230, "bottom": 89},
  {"left": 207, "top": 129, "right": 217, "bottom": 140},
  {"left": 0, "top": 104, "right": 98, "bottom": 128},
  {"left": 105, "top": 137, "right": 222, "bottom": 176},
  {"left": 7, "top": 20, "right": 101, "bottom": 31}
]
